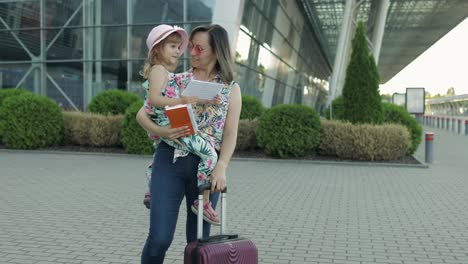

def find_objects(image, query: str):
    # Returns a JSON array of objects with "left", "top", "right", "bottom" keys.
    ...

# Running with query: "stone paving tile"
[{"left": 1, "top": 127, "right": 468, "bottom": 263}]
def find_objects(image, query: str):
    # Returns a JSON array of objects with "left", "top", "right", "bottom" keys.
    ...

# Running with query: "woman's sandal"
[{"left": 191, "top": 200, "right": 221, "bottom": 226}]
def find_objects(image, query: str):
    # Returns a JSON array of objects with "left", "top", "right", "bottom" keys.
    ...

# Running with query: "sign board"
[
  {"left": 392, "top": 93, "right": 406, "bottom": 107},
  {"left": 405, "top": 87, "right": 425, "bottom": 114}
]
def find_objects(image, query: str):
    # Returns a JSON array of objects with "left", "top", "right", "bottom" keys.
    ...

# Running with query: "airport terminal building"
[{"left": 1, "top": 0, "right": 467, "bottom": 112}]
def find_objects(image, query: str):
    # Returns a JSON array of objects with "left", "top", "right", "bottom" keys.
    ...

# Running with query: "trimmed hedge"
[
  {"left": 0, "top": 88, "right": 32, "bottom": 141},
  {"left": 63, "top": 111, "right": 123, "bottom": 147},
  {"left": 236, "top": 119, "right": 258, "bottom": 151},
  {"left": 256, "top": 104, "right": 321, "bottom": 158},
  {"left": 320, "top": 120, "right": 410, "bottom": 161},
  {"left": 0, "top": 93, "right": 63, "bottom": 149},
  {"left": 87, "top": 89, "right": 141, "bottom": 115},
  {"left": 240, "top": 95, "right": 264, "bottom": 120},
  {"left": 121, "top": 101, "right": 154, "bottom": 154},
  {"left": 382, "top": 102, "right": 422, "bottom": 154}
]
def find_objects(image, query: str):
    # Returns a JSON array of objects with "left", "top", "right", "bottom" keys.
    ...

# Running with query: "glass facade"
[
  {"left": 234, "top": 0, "right": 330, "bottom": 111},
  {"left": 0, "top": 0, "right": 214, "bottom": 110},
  {"left": 1, "top": 0, "right": 330, "bottom": 111}
]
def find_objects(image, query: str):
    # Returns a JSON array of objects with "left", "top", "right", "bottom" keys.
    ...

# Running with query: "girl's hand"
[
  {"left": 210, "top": 161, "right": 227, "bottom": 192},
  {"left": 181, "top": 96, "right": 198, "bottom": 105}
]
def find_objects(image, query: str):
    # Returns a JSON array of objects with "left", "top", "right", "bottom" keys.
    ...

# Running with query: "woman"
[{"left": 138, "top": 24, "right": 242, "bottom": 264}]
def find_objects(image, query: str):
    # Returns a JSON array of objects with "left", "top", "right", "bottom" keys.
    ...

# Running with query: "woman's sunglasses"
[{"left": 188, "top": 43, "right": 206, "bottom": 56}]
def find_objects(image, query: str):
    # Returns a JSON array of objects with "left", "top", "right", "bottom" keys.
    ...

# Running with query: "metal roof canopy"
[{"left": 299, "top": 0, "right": 468, "bottom": 82}]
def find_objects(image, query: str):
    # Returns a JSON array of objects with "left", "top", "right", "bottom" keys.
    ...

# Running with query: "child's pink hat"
[{"left": 146, "top": 24, "right": 188, "bottom": 56}]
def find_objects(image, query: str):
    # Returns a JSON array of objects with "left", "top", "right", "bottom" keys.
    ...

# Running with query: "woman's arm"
[
  {"left": 210, "top": 84, "right": 242, "bottom": 192},
  {"left": 136, "top": 106, "right": 191, "bottom": 141}
]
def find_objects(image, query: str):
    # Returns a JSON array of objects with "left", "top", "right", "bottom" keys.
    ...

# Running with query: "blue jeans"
[{"left": 141, "top": 142, "right": 219, "bottom": 264}]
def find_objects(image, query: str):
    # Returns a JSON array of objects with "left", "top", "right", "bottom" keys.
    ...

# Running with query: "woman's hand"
[
  {"left": 209, "top": 94, "right": 222, "bottom": 105},
  {"left": 136, "top": 106, "right": 191, "bottom": 145},
  {"left": 197, "top": 94, "right": 222, "bottom": 105},
  {"left": 210, "top": 160, "right": 227, "bottom": 192},
  {"left": 159, "top": 125, "right": 192, "bottom": 145}
]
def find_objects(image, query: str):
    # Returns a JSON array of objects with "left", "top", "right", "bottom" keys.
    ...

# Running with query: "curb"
[
  {"left": 0, "top": 148, "right": 153, "bottom": 159},
  {"left": 0, "top": 148, "right": 428, "bottom": 168},
  {"left": 231, "top": 155, "right": 428, "bottom": 169}
]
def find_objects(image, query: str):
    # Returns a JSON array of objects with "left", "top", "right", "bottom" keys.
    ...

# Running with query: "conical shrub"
[{"left": 342, "top": 21, "right": 383, "bottom": 124}]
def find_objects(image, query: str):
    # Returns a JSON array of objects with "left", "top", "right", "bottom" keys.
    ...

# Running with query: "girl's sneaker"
[
  {"left": 143, "top": 192, "right": 151, "bottom": 209},
  {"left": 191, "top": 200, "right": 220, "bottom": 226}
]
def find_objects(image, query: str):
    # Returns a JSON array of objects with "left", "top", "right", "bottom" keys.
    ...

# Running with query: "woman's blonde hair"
[
  {"left": 190, "top": 24, "right": 234, "bottom": 83},
  {"left": 141, "top": 32, "right": 182, "bottom": 79}
]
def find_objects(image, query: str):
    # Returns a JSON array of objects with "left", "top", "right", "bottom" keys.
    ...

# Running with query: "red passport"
[{"left": 165, "top": 104, "right": 198, "bottom": 135}]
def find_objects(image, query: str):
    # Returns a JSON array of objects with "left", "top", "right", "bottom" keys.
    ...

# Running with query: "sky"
[{"left": 379, "top": 17, "right": 468, "bottom": 96}]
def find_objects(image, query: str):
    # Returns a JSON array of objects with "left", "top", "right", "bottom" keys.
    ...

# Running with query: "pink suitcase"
[{"left": 184, "top": 184, "right": 258, "bottom": 264}]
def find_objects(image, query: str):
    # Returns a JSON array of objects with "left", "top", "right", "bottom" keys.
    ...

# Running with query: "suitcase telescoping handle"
[{"left": 197, "top": 183, "right": 227, "bottom": 239}]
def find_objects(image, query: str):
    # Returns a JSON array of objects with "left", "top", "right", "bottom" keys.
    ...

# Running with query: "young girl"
[{"left": 141, "top": 24, "right": 220, "bottom": 225}]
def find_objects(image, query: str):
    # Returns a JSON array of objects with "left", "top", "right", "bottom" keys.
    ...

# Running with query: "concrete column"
[
  {"left": 327, "top": 0, "right": 356, "bottom": 111},
  {"left": 40, "top": 0, "right": 47, "bottom": 96},
  {"left": 183, "top": 0, "right": 188, "bottom": 71},
  {"left": 95, "top": 0, "right": 102, "bottom": 94},
  {"left": 371, "top": 0, "right": 390, "bottom": 65},
  {"left": 211, "top": 0, "right": 245, "bottom": 57},
  {"left": 82, "top": 0, "right": 94, "bottom": 110},
  {"left": 126, "top": 0, "right": 134, "bottom": 91}
]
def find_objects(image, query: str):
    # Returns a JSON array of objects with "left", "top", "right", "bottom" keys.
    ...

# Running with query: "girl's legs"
[
  {"left": 176, "top": 135, "right": 220, "bottom": 224},
  {"left": 184, "top": 135, "right": 218, "bottom": 185},
  {"left": 184, "top": 172, "right": 220, "bottom": 243},
  {"left": 190, "top": 190, "right": 220, "bottom": 225}
]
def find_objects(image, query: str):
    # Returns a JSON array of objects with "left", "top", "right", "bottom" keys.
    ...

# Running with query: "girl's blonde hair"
[{"left": 141, "top": 32, "right": 182, "bottom": 79}]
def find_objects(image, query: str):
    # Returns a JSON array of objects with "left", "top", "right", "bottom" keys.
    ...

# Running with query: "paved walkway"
[{"left": 1, "top": 126, "right": 468, "bottom": 264}]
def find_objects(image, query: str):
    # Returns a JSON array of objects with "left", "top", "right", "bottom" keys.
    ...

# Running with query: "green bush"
[
  {"left": 240, "top": 95, "right": 264, "bottom": 120},
  {"left": 1, "top": 93, "right": 63, "bottom": 149},
  {"left": 320, "top": 120, "right": 410, "bottom": 161},
  {"left": 382, "top": 102, "right": 422, "bottom": 154},
  {"left": 63, "top": 111, "right": 123, "bottom": 147},
  {"left": 256, "top": 104, "right": 321, "bottom": 158},
  {"left": 236, "top": 119, "right": 258, "bottom": 151},
  {"left": 342, "top": 21, "right": 383, "bottom": 124},
  {"left": 121, "top": 101, "right": 154, "bottom": 154},
  {"left": 0, "top": 88, "right": 32, "bottom": 105},
  {"left": 0, "top": 88, "right": 32, "bottom": 141},
  {"left": 87, "top": 89, "right": 141, "bottom": 115},
  {"left": 323, "top": 96, "right": 345, "bottom": 120}
]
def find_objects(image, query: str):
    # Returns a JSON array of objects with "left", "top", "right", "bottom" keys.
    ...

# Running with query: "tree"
[
  {"left": 446, "top": 87, "right": 455, "bottom": 96},
  {"left": 425, "top": 91, "right": 431, "bottom": 99},
  {"left": 342, "top": 21, "right": 383, "bottom": 124}
]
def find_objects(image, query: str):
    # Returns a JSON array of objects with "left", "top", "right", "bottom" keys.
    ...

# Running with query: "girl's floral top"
[{"left": 142, "top": 70, "right": 177, "bottom": 143}]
